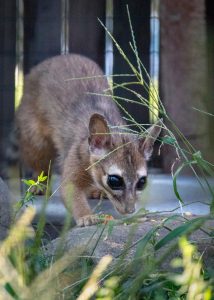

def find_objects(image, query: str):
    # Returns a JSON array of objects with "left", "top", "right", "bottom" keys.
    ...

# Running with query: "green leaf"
[
  {"left": 22, "top": 179, "right": 36, "bottom": 186},
  {"left": 107, "top": 220, "right": 116, "bottom": 237},
  {"left": 172, "top": 160, "right": 196, "bottom": 204},
  {"left": 134, "top": 226, "right": 159, "bottom": 258},
  {"left": 193, "top": 152, "right": 214, "bottom": 177},
  {"left": 14, "top": 201, "right": 23, "bottom": 210},
  {"left": 38, "top": 171, "right": 47, "bottom": 182},
  {"left": 4, "top": 283, "right": 18, "bottom": 298},
  {"left": 39, "top": 176, "right": 48, "bottom": 182},
  {"left": 37, "top": 184, "right": 46, "bottom": 193},
  {"left": 172, "top": 164, "right": 186, "bottom": 204},
  {"left": 38, "top": 171, "right": 44, "bottom": 178},
  {"left": 161, "top": 214, "right": 183, "bottom": 225},
  {"left": 154, "top": 217, "right": 206, "bottom": 251},
  {"left": 161, "top": 136, "right": 176, "bottom": 146},
  {"left": 193, "top": 150, "right": 202, "bottom": 160}
]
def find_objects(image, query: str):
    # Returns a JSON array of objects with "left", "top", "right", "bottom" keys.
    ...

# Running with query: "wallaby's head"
[{"left": 88, "top": 113, "right": 162, "bottom": 215}]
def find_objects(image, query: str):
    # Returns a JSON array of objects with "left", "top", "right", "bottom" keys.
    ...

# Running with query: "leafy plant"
[
  {"left": 97, "top": 5, "right": 214, "bottom": 216},
  {"left": 14, "top": 171, "right": 48, "bottom": 214},
  {"left": 171, "top": 236, "right": 213, "bottom": 300}
]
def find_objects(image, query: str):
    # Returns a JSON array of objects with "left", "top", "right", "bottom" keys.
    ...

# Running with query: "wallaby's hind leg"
[
  {"left": 19, "top": 134, "right": 55, "bottom": 177},
  {"left": 19, "top": 132, "right": 55, "bottom": 180},
  {"left": 17, "top": 106, "right": 56, "bottom": 180},
  {"left": 19, "top": 127, "right": 55, "bottom": 195}
]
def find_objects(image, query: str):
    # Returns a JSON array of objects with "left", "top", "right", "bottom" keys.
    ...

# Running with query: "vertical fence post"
[
  {"left": 105, "top": 0, "right": 114, "bottom": 85},
  {"left": 149, "top": 0, "right": 160, "bottom": 123},
  {"left": 15, "top": 0, "right": 24, "bottom": 110},
  {"left": 61, "top": 0, "right": 70, "bottom": 55}
]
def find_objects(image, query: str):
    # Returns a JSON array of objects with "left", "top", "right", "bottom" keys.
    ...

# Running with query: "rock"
[
  {"left": 45, "top": 215, "right": 214, "bottom": 268},
  {"left": 0, "top": 177, "right": 12, "bottom": 240}
]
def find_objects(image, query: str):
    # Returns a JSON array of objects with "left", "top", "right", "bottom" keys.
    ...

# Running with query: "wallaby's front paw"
[
  {"left": 76, "top": 214, "right": 101, "bottom": 227},
  {"left": 76, "top": 214, "right": 114, "bottom": 227}
]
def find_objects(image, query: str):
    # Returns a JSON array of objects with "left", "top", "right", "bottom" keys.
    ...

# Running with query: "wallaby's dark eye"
[
  {"left": 107, "top": 175, "right": 124, "bottom": 190},
  {"left": 136, "top": 176, "right": 147, "bottom": 190}
]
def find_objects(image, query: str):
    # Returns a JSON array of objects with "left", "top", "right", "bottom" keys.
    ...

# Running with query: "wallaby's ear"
[
  {"left": 139, "top": 119, "right": 162, "bottom": 160},
  {"left": 88, "top": 113, "right": 111, "bottom": 156}
]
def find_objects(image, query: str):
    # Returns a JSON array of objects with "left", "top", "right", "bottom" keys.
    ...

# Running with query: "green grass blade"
[
  {"left": 134, "top": 226, "right": 160, "bottom": 258},
  {"left": 154, "top": 217, "right": 207, "bottom": 251},
  {"left": 172, "top": 161, "right": 196, "bottom": 204}
]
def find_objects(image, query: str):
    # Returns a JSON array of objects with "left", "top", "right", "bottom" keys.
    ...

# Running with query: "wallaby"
[{"left": 15, "top": 54, "right": 161, "bottom": 226}]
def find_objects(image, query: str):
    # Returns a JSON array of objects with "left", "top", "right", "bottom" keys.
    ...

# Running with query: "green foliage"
[
  {"left": 96, "top": 276, "right": 120, "bottom": 299},
  {"left": 0, "top": 188, "right": 214, "bottom": 299},
  {"left": 15, "top": 171, "right": 48, "bottom": 215},
  {"left": 171, "top": 237, "right": 213, "bottom": 300},
  {"left": 99, "top": 5, "right": 214, "bottom": 215},
  {"left": 154, "top": 217, "right": 206, "bottom": 251}
]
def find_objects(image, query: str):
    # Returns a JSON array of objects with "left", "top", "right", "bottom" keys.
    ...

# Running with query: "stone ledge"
[{"left": 45, "top": 215, "right": 214, "bottom": 268}]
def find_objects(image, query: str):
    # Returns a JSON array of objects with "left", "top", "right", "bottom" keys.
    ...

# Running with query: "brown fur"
[{"left": 16, "top": 54, "right": 161, "bottom": 226}]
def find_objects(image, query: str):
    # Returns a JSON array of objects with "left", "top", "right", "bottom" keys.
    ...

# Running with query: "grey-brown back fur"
[
  {"left": 15, "top": 54, "right": 161, "bottom": 226},
  {"left": 16, "top": 54, "right": 123, "bottom": 173}
]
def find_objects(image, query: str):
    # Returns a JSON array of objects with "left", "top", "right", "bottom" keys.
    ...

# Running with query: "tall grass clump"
[
  {"left": 97, "top": 7, "right": 214, "bottom": 214},
  {"left": 1, "top": 198, "right": 213, "bottom": 299}
]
